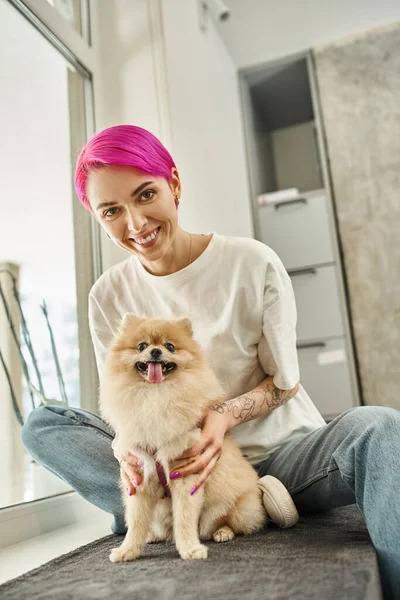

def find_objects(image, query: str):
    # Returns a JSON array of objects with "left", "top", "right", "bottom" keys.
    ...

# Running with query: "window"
[{"left": 0, "top": 0, "right": 99, "bottom": 512}]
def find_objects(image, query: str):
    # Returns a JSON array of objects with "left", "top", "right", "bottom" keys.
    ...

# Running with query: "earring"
[{"left": 174, "top": 195, "right": 180, "bottom": 208}]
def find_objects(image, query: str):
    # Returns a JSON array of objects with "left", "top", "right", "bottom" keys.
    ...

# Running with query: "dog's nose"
[{"left": 150, "top": 348, "right": 162, "bottom": 359}]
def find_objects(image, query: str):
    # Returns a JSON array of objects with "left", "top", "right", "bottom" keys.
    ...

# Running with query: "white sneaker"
[{"left": 257, "top": 475, "right": 299, "bottom": 528}]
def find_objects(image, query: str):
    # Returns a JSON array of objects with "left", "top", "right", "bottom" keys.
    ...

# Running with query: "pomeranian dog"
[{"left": 99, "top": 314, "right": 266, "bottom": 562}]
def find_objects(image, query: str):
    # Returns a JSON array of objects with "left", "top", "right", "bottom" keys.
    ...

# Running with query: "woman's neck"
[
  {"left": 139, "top": 229, "right": 212, "bottom": 277},
  {"left": 139, "top": 228, "right": 188, "bottom": 277}
]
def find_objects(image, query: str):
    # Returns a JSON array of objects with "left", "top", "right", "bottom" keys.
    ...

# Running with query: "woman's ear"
[{"left": 170, "top": 167, "right": 181, "bottom": 199}]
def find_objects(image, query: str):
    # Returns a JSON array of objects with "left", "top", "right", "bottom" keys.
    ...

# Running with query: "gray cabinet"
[
  {"left": 258, "top": 190, "right": 335, "bottom": 270},
  {"left": 296, "top": 338, "right": 354, "bottom": 416},
  {"left": 291, "top": 263, "right": 345, "bottom": 342},
  {"left": 240, "top": 54, "right": 361, "bottom": 421}
]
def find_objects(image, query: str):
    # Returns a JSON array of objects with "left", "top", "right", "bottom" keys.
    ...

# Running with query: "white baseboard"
[{"left": 0, "top": 492, "right": 111, "bottom": 549}]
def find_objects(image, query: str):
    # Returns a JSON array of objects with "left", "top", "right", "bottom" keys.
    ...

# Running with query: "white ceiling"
[{"left": 215, "top": 0, "right": 400, "bottom": 69}]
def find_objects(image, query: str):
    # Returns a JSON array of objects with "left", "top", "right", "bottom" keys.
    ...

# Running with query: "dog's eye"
[
  {"left": 164, "top": 342, "right": 175, "bottom": 353},
  {"left": 137, "top": 342, "right": 148, "bottom": 352}
]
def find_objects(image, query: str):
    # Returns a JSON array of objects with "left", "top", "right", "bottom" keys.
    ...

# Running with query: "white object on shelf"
[
  {"left": 257, "top": 188, "right": 299, "bottom": 206},
  {"left": 317, "top": 348, "right": 346, "bottom": 366}
]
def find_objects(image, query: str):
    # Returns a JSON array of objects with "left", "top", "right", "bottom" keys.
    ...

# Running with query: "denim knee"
[
  {"left": 20, "top": 405, "right": 58, "bottom": 453},
  {"left": 340, "top": 405, "right": 400, "bottom": 435}
]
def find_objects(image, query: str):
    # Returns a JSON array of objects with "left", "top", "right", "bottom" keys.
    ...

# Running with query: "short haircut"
[{"left": 74, "top": 124, "right": 176, "bottom": 211}]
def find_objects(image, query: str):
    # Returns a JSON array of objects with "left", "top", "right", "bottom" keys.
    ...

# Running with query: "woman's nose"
[{"left": 126, "top": 207, "right": 147, "bottom": 233}]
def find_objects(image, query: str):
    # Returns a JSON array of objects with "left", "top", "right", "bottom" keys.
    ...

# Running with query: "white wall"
[
  {"left": 219, "top": 0, "right": 400, "bottom": 68},
  {"left": 92, "top": 1, "right": 165, "bottom": 137},
  {"left": 160, "top": 0, "right": 254, "bottom": 238}
]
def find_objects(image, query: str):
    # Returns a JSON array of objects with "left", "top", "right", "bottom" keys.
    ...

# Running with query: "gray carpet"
[{"left": 0, "top": 505, "right": 382, "bottom": 600}]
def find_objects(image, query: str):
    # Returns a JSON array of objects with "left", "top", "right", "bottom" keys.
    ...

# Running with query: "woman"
[{"left": 21, "top": 125, "right": 399, "bottom": 599}]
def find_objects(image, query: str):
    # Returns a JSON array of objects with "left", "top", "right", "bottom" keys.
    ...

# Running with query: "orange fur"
[{"left": 99, "top": 315, "right": 266, "bottom": 562}]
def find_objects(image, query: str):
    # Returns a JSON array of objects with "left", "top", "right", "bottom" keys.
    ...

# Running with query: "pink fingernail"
[
  {"left": 127, "top": 488, "right": 132, "bottom": 496},
  {"left": 132, "top": 479, "right": 140, "bottom": 487},
  {"left": 190, "top": 486, "right": 197, "bottom": 495},
  {"left": 137, "top": 461, "right": 144, "bottom": 468},
  {"left": 170, "top": 472, "right": 180, "bottom": 480}
]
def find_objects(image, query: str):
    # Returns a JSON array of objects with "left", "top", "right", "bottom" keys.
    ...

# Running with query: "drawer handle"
[
  {"left": 289, "top": 268, "right": 317, "bottom": 277},
  {"left": 297, "top": 341, "right": 327, "bottom": 350},
  {"left": 274, "top": 198, "right": 308, "bottom": 210}
]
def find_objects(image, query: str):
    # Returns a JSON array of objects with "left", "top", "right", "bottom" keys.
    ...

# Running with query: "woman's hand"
[
  {"left": 112, "top": 433, "right": 144, "bottom": 496},
  {"left": 169, "top": 407, "right": 230, "bottom": 495}
]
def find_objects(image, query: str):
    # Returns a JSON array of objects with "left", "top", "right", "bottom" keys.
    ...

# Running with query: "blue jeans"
[{"left": 21, "top": 404, "right": 400, "bottom": 599}]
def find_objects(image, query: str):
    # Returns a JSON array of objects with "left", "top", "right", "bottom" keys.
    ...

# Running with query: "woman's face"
[{"left": 87, "top": 165, "right": 181, "bottom": 262}]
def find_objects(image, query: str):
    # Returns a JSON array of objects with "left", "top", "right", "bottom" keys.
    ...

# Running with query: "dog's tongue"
[{"left": 147, "top": 362, "right": 163, "bottom": 384}]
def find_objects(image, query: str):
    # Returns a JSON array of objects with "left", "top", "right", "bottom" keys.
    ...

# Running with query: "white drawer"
[
  {"left": 290, "top": 264, "right": 345, "bottom": 342},
  {"left": 297, "top": 337, "right": 356, "bottom": 419},
  {"left": 258, "top": 191, "right": 335, "bottom": 270}
]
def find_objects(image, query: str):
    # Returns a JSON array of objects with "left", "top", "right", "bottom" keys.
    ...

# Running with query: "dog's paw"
[
  {"left": 213, "top": 525, "right": 235, "bottom": 543},
  {"left": 179, "top": 544, "right": 208, "bottom": 560},
  {"left": 109, "top": 545, "right": 141, "bottom": 562}
]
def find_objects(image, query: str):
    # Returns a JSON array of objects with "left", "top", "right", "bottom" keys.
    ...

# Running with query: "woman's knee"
[
  {"left": 20, "top": 405, "right": 62, "bottom": 452},
  {"left": 340, "top": 405, "right": 400, "bottom": 436}
]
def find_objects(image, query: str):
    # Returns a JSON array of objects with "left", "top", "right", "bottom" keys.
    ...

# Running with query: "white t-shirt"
[{"left": 88, "top": 233, "right": 326, "bottom": 465}]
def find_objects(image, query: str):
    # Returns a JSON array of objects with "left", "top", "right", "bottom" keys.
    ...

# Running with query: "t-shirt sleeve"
[
  {"left": 258, "top": 249, "right": 300, "bottom": 391},
  {"left": 88, "top": 292, "right": 116, "bottom": 382}
]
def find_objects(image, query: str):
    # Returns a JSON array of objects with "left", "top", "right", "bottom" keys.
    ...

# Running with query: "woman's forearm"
[{"left": 212, "top": 376, "right": 299, "bottom": 432}]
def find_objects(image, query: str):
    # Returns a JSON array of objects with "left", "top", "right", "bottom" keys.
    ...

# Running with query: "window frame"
[{"left": 2, "top": 0, "right": 104, "bottom": 543}]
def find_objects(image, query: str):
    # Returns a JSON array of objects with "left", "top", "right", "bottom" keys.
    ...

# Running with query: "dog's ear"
[
  {"left": 176, "top": 318, "right": 193, "bottom": 337},
  {"left": 119, "top": 313, "right": 141, "bottom": 332}
]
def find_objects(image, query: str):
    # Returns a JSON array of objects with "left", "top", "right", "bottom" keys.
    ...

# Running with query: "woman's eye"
[
  {"left": 103, "top": 207, "right": 119, "bottom": 218},
  {"left": 137, "top": 342, "right": 148, "bottom": 352},
  {"left": 140, "top": 190, "right": 155, "bottom": 201},
  {"left": 165, "top": 342, "right": 175, "bottom": 353}
]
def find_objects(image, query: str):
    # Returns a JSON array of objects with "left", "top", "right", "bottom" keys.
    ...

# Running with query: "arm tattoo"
[{"left": 210, "top": 378, "right": 296, "bottom": 425}]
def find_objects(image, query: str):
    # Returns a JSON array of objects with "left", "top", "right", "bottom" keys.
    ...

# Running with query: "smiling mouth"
[
  {"left": 131, "top": 226, "right": 161, "bottom": 245},
  {"left": 136, "top": 360, "right": 177, "bottom": 383}
]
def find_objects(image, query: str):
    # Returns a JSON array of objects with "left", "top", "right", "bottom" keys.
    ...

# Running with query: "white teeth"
[{"left": 134, "top": 228, "right": 159, "bottom": 244}]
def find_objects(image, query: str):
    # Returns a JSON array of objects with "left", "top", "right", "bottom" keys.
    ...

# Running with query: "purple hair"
[{"left": 74, "top": 125, "right": 176, "bottom": 211}]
